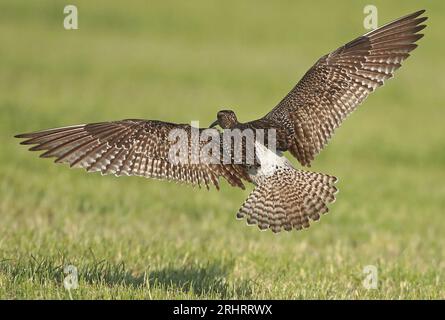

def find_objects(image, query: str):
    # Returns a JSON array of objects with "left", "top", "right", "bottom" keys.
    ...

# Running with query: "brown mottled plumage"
[
  {"left": 237, "top": 167, "right": 338, "bottom": 233},
  {"left": 16, "top": 120, "right": 249, "bottom": 190},
  {"left": 215, "top": 10, "right": 427, "bottom": 167},
  {"left": 264, "top": 10, "right": 427, "bottom": 166},
  {"left": 16, "top": 11, "right": 426, "bottom": 233}
]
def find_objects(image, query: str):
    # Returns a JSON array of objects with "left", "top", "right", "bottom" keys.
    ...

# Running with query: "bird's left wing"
[
  {"left": 15, "top": 119, "right": 250, "bottom": 189},
  {"left": 265, "top": 10, "right": 427, "bottom": 166}
]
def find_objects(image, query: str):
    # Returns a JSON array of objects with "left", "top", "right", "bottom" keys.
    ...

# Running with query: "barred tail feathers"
[{"left": 237, "top": 167, "right": 338, "bottom": 233}]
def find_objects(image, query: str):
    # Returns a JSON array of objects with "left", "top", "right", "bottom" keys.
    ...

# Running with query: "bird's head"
[{"left": 210, "top": 110, "right": 238, "bottom": 129}]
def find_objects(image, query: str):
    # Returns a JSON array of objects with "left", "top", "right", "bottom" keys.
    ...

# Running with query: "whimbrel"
[{"left": 16, "top": 10, "right": 427, "bottom": 233}]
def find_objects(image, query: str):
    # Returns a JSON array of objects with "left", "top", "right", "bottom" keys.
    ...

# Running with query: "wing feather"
[
  {"left": 265, "top": 10, "right": 427, "bottom": 166},
  {"left": 16, "top": 119, "right": 250, "bottom": 190}
]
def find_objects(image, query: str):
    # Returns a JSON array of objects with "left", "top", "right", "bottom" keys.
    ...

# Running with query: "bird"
[{"left": 15, "top": 10, "right": 427, "bottom": 233}]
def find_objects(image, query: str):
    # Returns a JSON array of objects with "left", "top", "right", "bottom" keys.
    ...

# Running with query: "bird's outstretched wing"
[
  {"left": 15, "top": 119, "right": 250, "bottom": 190},
  {"left": 265, "top": 10, "right": 427, "bottom": 166}
]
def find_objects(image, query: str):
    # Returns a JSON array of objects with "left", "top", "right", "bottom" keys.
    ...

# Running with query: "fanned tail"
[{"left": 237, "top": 167, "right": 338, "bottom": 233}]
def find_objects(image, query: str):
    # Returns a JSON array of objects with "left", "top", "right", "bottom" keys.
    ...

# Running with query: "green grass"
[{"left": 1, "top": 0, "right": 444, "bottom": 299}]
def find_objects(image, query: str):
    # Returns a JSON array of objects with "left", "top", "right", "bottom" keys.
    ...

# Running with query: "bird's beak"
[{"left": 209, "top": 120, "right": 218, "bottom": 128}]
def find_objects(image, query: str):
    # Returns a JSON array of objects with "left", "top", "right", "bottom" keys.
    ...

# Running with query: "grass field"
[{"left": 1, "top": 0, "right": 444, "bottom": 299}]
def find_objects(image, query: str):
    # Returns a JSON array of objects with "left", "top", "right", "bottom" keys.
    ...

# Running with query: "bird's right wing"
[
  {"left": 15, "top": 119, "right": 250, "bottom": 190},
  {"left": 265, "top": 10, "right": 427, "bottom": 166}
]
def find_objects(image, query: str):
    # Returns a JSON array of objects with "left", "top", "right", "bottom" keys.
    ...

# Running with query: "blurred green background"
[{"left": 0, "top": 0, "right": 444, "bottom": 299}]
